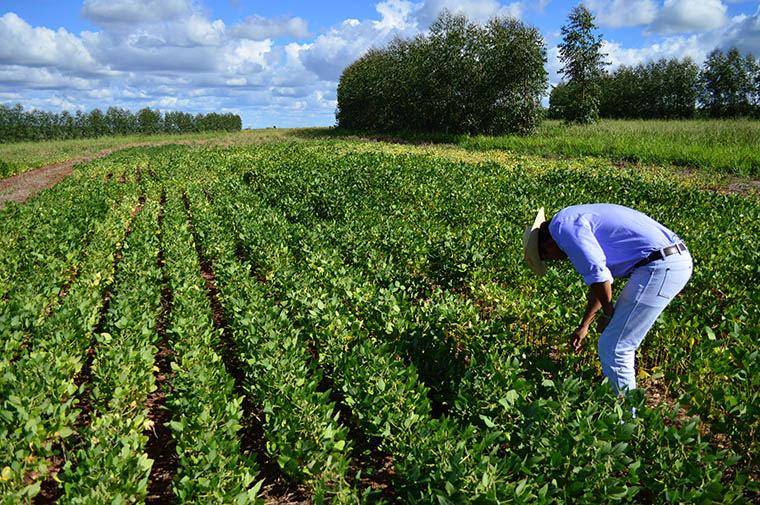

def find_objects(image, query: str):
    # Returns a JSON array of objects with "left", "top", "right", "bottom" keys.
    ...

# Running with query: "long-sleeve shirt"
[{"left": 549, "top": 203, "right": 682, "bottom": 285}]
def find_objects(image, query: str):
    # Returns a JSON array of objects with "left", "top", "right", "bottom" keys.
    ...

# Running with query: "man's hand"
[{"left": 571, "top": 325, "right": 589, "bottom": 353}]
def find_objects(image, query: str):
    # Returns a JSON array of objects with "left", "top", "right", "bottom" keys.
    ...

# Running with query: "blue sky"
[{"left": 1, "top": 1, "right": 758, "bottom": 128}]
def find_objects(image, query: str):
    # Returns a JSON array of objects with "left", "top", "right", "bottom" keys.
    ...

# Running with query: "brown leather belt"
[{"left": 632, "top": 242, "right": 688, "bottom": 270}]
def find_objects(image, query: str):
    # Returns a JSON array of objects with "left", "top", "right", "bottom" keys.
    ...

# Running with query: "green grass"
[
  {"left": 0, "top": 129, "right": 290, "bottom": 178},
  {"left": 462, "top": 119, "right": 760, "bottom": 177},
  {"left": 302, "top": 119, "right": 760, "bottom": 178}
]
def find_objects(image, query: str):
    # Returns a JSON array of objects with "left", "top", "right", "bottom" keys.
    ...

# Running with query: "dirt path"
[
  {"left": 0, "top": 140, "right": 207, "bottom": 210},
  {"left": 0, "top": 152, "right": 103, "bottom": 209}
]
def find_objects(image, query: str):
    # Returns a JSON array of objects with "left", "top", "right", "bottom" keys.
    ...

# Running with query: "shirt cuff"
[{"left": 582, "top": 266, "right": 613, "bottom": 286}]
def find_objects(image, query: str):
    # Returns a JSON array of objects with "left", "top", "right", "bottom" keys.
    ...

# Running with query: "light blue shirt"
[{"left": 549, "top": 204, "right": 681, "bottom": 285}]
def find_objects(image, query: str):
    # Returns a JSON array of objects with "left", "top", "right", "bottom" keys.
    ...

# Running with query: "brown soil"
[
  {"left": 0, "top": 157, "right": 90, "bottom": 209},
  {"left": 721, "top": 178, "right": 760, "bottom": 196},
  {"left": 145, "top": 191, "right": 178, "bottom": 504}
]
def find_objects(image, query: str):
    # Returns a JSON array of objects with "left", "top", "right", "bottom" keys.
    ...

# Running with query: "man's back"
[{"left": 549, "top": 203, "right": 681, "bottom": 282}]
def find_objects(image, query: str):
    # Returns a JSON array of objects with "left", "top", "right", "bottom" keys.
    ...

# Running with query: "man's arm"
[
  {"left": 590, "top": 281, "right": 614, "bottom": 317},
  {"left": 571, "top": 281, "right": 613, "bottom": 352},
  {"left": 551, "top": 217, "right": 616, "bottom": 352}
]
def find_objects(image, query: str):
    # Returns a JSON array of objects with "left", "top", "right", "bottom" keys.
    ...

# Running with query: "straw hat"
[{"left": 522, "top": 207, "right": 547, "bottom": 276}]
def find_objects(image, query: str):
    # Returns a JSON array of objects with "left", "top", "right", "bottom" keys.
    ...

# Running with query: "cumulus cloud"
[
  {"left": 232, "top": 15, "right": 309, "bottom": 40},
  {"left": 720, "top": 6, "right": 760, "bottom": 54},
  {"left": 374, "top": 0, "right": 418, "bottom": 31},
  {"left": 0, "top": 13, "right": 99, "bottom": 73},
  {"left": 586, "top": 0, "right": 658, "bottom": 28},
  {"left": 0, "top": 65, "right": 96, "bottom": 90},
  {"left": 416, "top": 0, "right": 524, "bottom": 25},
  {"left": 602, "top": 36, "right": 706, "bottom": 69},
  {"left": 1, "top": 0, "right": 755, "bottom": 127},
  {"left": 182, "top": 14, "right": 226, "bottom": 46},
  {"left": 299, "top": 19, "right": 374, "bottom": 82},
  {"left": 653, "top": 0, "right": 729, "bottom": 34},
  {"left": 588, "top": 0, "right": 731, "bottom": 34},
  {"left": 82, "top": 0, "right": 192, "bottom": 24}
]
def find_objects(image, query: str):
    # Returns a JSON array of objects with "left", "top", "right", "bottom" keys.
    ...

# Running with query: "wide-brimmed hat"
[{"left": 522, "top": 207, "right": 547, "bottom": 276}]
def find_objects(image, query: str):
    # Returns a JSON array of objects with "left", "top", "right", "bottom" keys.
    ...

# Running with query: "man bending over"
[{"left": 522, "top": 203, "right": 693, "bottom": 395}]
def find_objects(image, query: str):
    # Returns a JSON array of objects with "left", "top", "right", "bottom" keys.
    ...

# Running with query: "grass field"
[
  {"left": 3, "top": 119, "right": 759, "bottom": 182},
  {"left": 320, "top": 119, "right": 760, "bottom": 178},
  {"left": 0, "top": 134, "right": 757, "bottom": 502},
  {"left": 463, "top": 119, "right": 760, "bottom": 177}
]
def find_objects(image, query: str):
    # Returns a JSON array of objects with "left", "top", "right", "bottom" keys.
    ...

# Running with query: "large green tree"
[
  {"left": 336, "top": 10, "right": 547, "bottom": 135},
  {"left": 557, "top": 4, "right": 608, "bottom": 124},
  {"left": 596, "top": 57, "right": 699, "bottom": 119},
  {"left": 699, "top": 47, "right": 759, "bottom": 118}
]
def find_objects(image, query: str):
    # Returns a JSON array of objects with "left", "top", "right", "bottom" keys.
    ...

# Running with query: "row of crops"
[{"left": 0, "top": 141, "right": 757, "bottom": 503}]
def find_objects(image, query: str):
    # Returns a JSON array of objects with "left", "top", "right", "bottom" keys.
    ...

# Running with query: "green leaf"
[{"left": 479, "top": 415, "right": 497, "bottom": 428}]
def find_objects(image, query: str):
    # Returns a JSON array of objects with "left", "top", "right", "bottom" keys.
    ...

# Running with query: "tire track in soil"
[
  {"left": 34, "top": 194, "right": 146, "bottom": 504},
  {"left": 181, "top": 192, "right": 309, "bottom": 504},
  {"left": 144, "top": 190, "right": 178, "bottom": 504}
]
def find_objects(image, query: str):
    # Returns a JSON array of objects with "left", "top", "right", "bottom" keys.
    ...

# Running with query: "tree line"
[
  {"left": 550, "top": 5, "right": 759, "bottom": 122},
  {"left": 337, "top": 11, "right": 548, "bottom": 135},
  {"left": 550, "top": 47, "right": 760, "bottom": 120},
  {"left": 338, "top": 6, "right": 759, "bottom": 133},
  {"left": 0, "top": 105, "right": 242, "bottom": 143}
]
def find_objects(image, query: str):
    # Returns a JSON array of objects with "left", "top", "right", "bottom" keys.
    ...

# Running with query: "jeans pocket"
[{"left": 656, "top": 267, "right": 687, "bottom": 299}]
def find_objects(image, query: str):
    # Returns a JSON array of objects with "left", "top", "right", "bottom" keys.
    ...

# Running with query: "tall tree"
[
  {"left": 699, "top": 48, "right": 758, "bottom": 118},
  {"left": 557, "top": 4, "right": 608, "bottom": 124}
]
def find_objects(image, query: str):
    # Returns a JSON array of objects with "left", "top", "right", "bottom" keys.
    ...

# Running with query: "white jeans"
[{"left": 598, "top": 250, "right": 693, "bottom": 395}]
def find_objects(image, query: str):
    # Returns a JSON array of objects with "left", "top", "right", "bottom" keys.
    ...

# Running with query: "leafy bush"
[{"left": 336, "top": 11, "right": 547, "bottom": 135}]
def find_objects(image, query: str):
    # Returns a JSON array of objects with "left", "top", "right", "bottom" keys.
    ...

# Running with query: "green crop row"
[
  {"left": 205, "top": 177, "right": 514, "bottom": 502},
  {"left": 1, "top": 140, "right": 757, "bottom": 502},
  {"left": 0, "top": 176, "right": 119, "bottom": 362},
  {"left": 213, "top": 167, "right": 749, "bottom": 502},
  {"left": 0, "top": 189, "right": 140, "bottom": 501},
  {"left": 186, "top": 187, "right": 358, "bottom": 502},
  {"left": 247, "top": 142, "right": 759, "bottom": 464},
  {"left": 57, "top": 198, "right": 161, "bottom": 502},
  {"left": 161, "top": 188, "right": 262, "bottom": 503}
]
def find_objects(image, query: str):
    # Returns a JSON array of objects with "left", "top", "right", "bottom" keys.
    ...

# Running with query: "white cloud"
[
  {"left": 602, "top": 36, "right": 706, "bottom": 69},
  {"left": 586, "top": 0, "right": 658, "bottom": 28},
  {"left": 2, "top": 0, "right": 755, "bottom": 128},
  {"left": 183, "top": 14, "right": 226, "bottom": 46},
  {"left": 653, "top": 0, "right": 729, "bottom": 34},
  {"left": 0, "top": 65, "right": 96, "bottom": 90},
  {"left": 588, "top": 0, "right": 731, "bottom": 33},
  {"left": 374, "top": 0, "right": 418, "bottom": 31},
  {"left": 82, "top": 0, "right": 192, "bottom": 24},
  {"left": 720, "top": 7, "right": 760, "bottom": 54},
  {"left": 0, "top": 13, "right": 99, "bottom": 73},
  {"left": 416, "top": 0, "right": 524, "bottom": 25},
  {"left": 223, "top": 39, "right": 273, "bottom": 73},
  {"left": 299, "top": 17, "right": 411, "bottom": 81},
  {"left": 232, "top": 15, "right": 310, "bottom": 40}
]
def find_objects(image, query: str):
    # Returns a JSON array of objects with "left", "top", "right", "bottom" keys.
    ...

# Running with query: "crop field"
[{"left": 1, "top": 139, "right": 758, "bottom": 503}]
